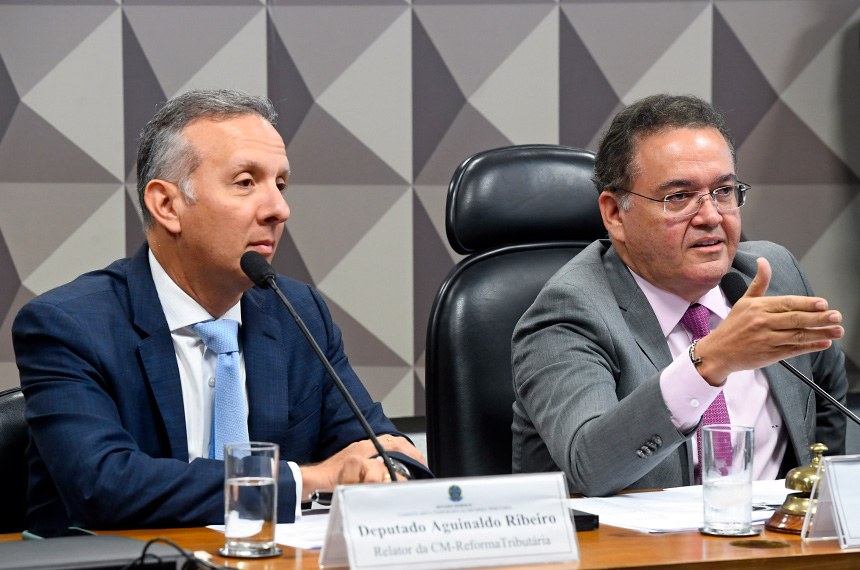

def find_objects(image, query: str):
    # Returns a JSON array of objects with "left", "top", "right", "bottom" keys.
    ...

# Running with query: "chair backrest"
[
  {"left": 0, "top": 387, "right": 28, "bottom": 533},
  {"left": 425, "top": 144, "right": 605, "bottom": 478}
]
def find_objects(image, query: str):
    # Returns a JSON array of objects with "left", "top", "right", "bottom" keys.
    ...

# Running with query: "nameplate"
[
  {"left": 802, "top": 454, "right": 860, "bottom": 549},
  {"left": 319, "top": 472, "right": 578, "bottom": 569}
]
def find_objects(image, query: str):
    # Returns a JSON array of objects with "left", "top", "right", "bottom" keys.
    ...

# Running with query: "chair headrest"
[{"left": 446, "top": 144, "right": 605, "bottom": 255}]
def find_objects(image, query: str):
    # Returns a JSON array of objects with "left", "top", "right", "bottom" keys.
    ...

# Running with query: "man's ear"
[
  {"left": 598, "top": 190, "right": 626, "bottom": 245},
  {"left": 144, "top": 179, "right": 183, "bottom": 235}
]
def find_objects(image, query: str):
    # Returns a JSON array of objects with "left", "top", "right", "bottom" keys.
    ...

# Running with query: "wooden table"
[{"left": 2, "top": 523, "right": 858, "bottom": 569}]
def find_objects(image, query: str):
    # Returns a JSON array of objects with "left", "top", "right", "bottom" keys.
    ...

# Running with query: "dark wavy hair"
[{"left": 593, "top": 94, "right": 736, "bottom": 205}]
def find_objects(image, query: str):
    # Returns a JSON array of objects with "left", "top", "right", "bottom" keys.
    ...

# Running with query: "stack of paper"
[{"left": 570, "top": 479, "right": 790, "bottom": 533}]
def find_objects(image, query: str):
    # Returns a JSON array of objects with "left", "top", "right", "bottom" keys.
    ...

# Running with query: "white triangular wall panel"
[
  {"left": 22, "top": 10, "right": 124, "bottom": 181},
  {"left": 470, "top": 9, "right": 559, "bottom": 145},
  {"left": 316, "top": 11, "right": 412, "bottom": 183},
  {"left": 23, "top": 187, "right": 125, "bottom": 294},
  {"left": 176, "top": 9, "right": 266, "bottom": 98},
  {"left": 318, "top": 189, "right": 412, "bottom": 363},
  {"left": 624, "top": 5, "right": 712, "bottom": 104}
]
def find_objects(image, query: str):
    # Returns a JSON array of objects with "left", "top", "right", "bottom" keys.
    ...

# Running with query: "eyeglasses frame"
[{"left": 622, "top": 181, "right": 750, "bottom": 220}]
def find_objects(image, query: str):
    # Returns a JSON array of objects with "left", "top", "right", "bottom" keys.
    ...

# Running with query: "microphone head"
[
  {"left": 720, "top": 272, "right": 748, "bottom": 305},
  {"left": 241, "top": 251, "right": 276, "bottom": 288}
]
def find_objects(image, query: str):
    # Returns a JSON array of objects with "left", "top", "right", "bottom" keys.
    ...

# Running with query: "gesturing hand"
[{"left": 693, "top": 258, "right": 843, "bottom": 386}]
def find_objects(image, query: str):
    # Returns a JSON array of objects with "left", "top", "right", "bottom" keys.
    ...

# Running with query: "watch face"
[{"left": 390, "top": 458, "right": 412, "bottom": 480}]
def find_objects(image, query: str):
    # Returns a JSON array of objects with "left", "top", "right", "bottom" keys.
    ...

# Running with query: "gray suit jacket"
[{"left": 511, "top": 240, "right": 847, "bottom": 496}]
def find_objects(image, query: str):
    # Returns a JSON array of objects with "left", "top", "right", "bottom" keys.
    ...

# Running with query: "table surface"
[{"left": 2, "top": 522, "right": 858, "bottom": 569}]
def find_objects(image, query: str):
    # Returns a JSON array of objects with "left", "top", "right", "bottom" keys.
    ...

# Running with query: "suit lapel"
[
  {"left": 127, "top": 245, "right": 190, "bottom": 461},
  {"left": 242, "top": 288, "right": 289, "bottom": 443},
  {"left": 603, "top": 245, "right": 673, "bottom": 371}
]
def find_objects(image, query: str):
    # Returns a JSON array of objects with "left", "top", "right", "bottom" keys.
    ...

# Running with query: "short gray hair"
[
  {"left": 593, "top": 94, "right": 736, "bottom": 206},
  {"left": 136, "top": 89, "right": 277, "bottom": 229}
]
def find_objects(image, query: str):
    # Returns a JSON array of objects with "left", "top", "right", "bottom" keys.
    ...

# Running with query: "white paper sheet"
[{"left": 569, "top": 479, "right": 790, "bottom": 533}]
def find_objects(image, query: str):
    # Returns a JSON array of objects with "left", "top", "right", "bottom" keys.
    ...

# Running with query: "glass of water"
[
  {"left": 701, "top": 425, "right": 755, "bottom": 536},
  {"left": 219, "top": 442, "right": 282, "bottom": 558}
]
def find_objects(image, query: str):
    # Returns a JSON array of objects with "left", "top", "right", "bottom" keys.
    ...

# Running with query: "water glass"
[
  {"left": 701, "top": 425, "right": 755, "bottom": 536},
  {"left": 219, "top": 442, "right": 282, "bottom": 558}
]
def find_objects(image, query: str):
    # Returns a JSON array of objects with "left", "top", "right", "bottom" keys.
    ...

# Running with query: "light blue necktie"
[{"left": 193, "top": 319, "right": 249, "bottom": 460}]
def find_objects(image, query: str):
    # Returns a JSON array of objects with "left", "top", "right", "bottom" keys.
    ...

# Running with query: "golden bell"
[{"left": 765, "top": 443, "right": 827, "bottom": 534}]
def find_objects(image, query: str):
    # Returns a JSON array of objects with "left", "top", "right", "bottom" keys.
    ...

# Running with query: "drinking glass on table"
[
  {"left": 220, "top": 442, "right": 282, "bottom": 558},
  {"left": 701, "top": 425, "right": 756, "bottom": 536}
]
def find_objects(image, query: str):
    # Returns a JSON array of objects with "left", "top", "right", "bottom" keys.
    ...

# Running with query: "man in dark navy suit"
[{"left": 13, "top": 89, "right": 425, "bottom": 533}]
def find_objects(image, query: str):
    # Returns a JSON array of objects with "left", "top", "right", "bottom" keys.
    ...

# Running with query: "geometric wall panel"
[{"left": 2, "top": 1, "right": 860, "bottom": 402}]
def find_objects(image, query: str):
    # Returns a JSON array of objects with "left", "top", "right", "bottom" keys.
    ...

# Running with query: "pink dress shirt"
[{"left": 630, "top": 271, "right": 788, "bottom": 480}]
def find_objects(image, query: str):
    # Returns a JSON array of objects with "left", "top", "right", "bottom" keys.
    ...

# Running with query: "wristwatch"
[
  {"left": 372, "top": 454, "right": 412, "bottom": 480},
  {"left": 688, "top": 339, "right": 702, "bottom": 366}
]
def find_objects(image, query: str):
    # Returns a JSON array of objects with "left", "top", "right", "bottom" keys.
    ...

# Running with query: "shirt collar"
[
  {"left": 149, "top": 249, "right": 243, "bottom": 332},
  {"left": 628, "top": 268, "right": 731, "bottom": 338}
]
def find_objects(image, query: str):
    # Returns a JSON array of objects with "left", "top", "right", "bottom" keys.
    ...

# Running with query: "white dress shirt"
[{"left": 149, "top": 251, "right": 303, "bottom": 516}]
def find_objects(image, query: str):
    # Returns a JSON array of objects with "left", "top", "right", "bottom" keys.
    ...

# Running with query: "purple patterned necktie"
[{"left": 681, "top": 304, "right": 732, "bottom": 483}]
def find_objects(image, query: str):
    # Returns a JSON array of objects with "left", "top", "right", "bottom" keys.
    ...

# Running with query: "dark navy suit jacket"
[{"left": 13, "top": 245, "right": 399, "bottom": 533}]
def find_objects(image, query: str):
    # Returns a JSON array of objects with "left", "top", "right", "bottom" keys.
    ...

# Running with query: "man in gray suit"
[{"left": 512, "top": 94, "right": 847, "bottom": 496}]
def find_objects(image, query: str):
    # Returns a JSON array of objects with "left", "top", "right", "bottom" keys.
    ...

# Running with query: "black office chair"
[
  {"left": 425, "top": 144, "right": 605, "bottom": 478},
  {"left": 0, "top": 386, "right": 28, "bottom": 533}
]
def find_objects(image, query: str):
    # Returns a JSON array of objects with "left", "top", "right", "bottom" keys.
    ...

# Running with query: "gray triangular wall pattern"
[
  {"left": 0, "top": 104, "right": 117, "bottom": 183},
  {"left": 739, "top": 99, "right": 859, "bottom": 184},
  {"left": 714, "top": 0, "right": 860, "bottom": 92},
  {"left": 125, "top": 191, "right": 147, "bottom": 257},
  {"left": 0, "top": 4, "right": 115, "bottom": 96},
  {"left": 412, "top": 189, "right": 457, "bottom": 359},
  {"left": 414, "top": 3, "right": 553, "bottom": 98},
  {"left": 742, "top": 183, "right": 858, "bottom": 259},
  {"left": 0, "top": 287, "right": 35, "bottom": 362},
  {"left": 0, "top": 55, "right": 17, "bottom": 142},
  {"left": 122, "top": 11, "right": 167, "bottom": 182},
  {"left": 268, "top": 3, "right": 404, "bottom": 98},
  {"left": 414, "top": 102, "right": 510, "bottom": 185},
  {"left": 267, "top": 14, "right": 314, "bottom": 148},
  {"left": 0, "top": 229, "right": 19, "bottom": 326},
  {"left": 271, "top": 229, "right": 314, "bottom": 286},
  {"left": 123, "top": 4, "right": 261, "bottom": 96},
  {"left": 412, "top": 11, "right": 467, "bottom": 180},
  {"left": 562, "top": 1, "right": 708, "bottom": 99},
  {"left": 559, "top": 9, "right": 620, "bottom": 148},
  {"left": 322, "top": 294, "right": 409, "bottom": 368},
  {"left": 3, "top": 1, "right": 860, "bottom": 403},
  {"left": 287, "top": 104, "right": 406, "bottom": 185},
  {"left": 285, "top": 185, "right": 405, "bottom": 283},
  {"left": 712, "top": 6, "right": 778, "bottom": 148}
]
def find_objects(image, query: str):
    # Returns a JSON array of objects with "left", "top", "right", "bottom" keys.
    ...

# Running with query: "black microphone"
[
  {"left": 720, "top": 272, "right": 860, "bottom": 427},
  {"left": 240, "top": 251, "right": 400, "bottom": 481}
]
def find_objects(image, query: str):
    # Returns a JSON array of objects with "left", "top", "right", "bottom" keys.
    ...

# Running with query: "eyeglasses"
[{"left": 624, "top": 182, "right": 750, "bottom": 220}]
